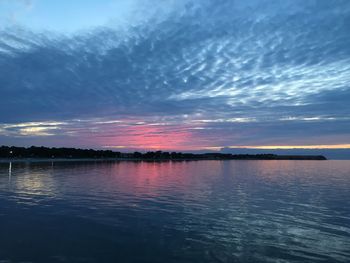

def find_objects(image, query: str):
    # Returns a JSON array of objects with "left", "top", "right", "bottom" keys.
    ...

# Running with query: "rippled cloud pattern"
[{"left": 0, "top": 0, "right": 350, "bottom": 150}]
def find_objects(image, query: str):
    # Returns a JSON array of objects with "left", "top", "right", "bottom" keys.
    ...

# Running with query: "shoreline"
[
  {"left": 0, "top": 157, "right": 328, "bottom": 163},
  {"left": 0, "top": 146, "right": 328, "bottom": 162}
]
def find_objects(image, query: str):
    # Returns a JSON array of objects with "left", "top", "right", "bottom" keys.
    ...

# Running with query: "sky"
[{"left": 0, "top": 0, "right": 350, "bottom": 157}]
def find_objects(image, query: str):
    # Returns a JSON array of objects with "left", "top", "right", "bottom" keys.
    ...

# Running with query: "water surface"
[{"left": 0, "top": 160, "right": 349, "bottom": 262}]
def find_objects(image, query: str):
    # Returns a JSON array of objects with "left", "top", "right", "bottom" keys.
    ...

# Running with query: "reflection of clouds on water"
[
  {"left": 8, "top": 162, "right": 12, "bottom": 182},
  {"left": 0, "top": 160, "right": 349, "bottom": 261},
  {"left": 171, "top": 161, "right": 350, "bottom": 261},
  {"left": 6, "top": 163, "right": 59, "bottom": 206}
]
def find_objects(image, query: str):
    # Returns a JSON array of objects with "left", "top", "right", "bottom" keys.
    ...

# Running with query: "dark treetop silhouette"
[{"left": 0, "top": 146, "right": 327, "bottom": 161}]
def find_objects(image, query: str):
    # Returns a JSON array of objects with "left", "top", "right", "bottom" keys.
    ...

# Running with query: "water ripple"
[{"left": 0, "top": 160, "right": 349, "bottom": 262}]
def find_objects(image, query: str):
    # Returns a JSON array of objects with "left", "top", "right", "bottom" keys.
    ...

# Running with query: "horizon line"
[{"left": 103, "top": 144, "right": 350, "bottom": 151}]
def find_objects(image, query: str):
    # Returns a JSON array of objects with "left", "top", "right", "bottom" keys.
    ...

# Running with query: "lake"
[{"left": 0, "top": 160, "right": 349, "bottom": 262}]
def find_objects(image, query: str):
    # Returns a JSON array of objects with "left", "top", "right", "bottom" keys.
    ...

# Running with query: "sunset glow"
[
  {"left": 1, "top": 1, "right": 350, "bottom": 262},
  {"left": 0, "top": 0, "right": 349, "bottom": 158},
  {"left": 225, "top": 145, "right": 350, "bottom": 150}
]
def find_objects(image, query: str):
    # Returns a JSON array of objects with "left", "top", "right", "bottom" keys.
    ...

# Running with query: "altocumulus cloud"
[{"left": 0, "top": 0, "right": 350, "bottom": 150}]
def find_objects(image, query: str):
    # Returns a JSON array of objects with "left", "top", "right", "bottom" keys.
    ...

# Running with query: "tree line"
[{"left": 0, "top": 146, "right": 326, "bottom": 160}]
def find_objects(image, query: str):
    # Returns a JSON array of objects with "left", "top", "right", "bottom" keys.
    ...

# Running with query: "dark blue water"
[{"left": 0, "top": 160, "right": 349, "bottom": 262}]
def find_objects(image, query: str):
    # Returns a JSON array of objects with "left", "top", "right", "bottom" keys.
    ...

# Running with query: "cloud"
[
  {"left": 0, "top": 121, "right": 65, "bottom": 137},
  {"left": 0, "top": 0, "right": 34, "bottom": 25},
  {"left": 0, "top": 0, "right": 349, "bottom": 149}
]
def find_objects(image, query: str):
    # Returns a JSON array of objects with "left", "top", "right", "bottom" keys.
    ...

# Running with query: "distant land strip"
[{"left": 0, "top": 146, "right": 327, "bottom": 162}]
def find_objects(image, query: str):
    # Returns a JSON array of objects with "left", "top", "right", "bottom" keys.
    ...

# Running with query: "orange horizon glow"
[{"left": 220, "top": 144, "right": 350, "bottom": 150}]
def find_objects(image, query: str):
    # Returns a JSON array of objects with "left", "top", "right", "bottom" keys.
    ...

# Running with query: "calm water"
[{"left": 0, "top": 160, "right": 349, "bottom": 263}]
